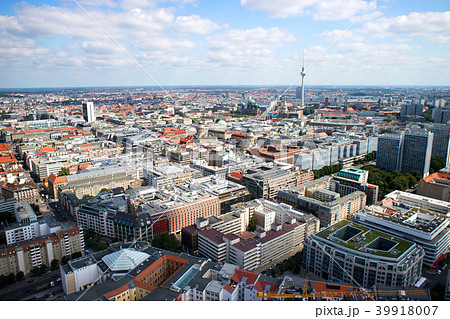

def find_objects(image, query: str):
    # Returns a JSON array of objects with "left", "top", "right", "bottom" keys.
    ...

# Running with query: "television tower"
[{"left": 300, "top": 50, "right": 306, "bottom": 108}]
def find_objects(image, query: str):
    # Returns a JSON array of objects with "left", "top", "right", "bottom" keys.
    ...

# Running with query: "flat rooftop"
[
  {"left": 361, "top": 205, "right": 448, "bottom": 233},
  {"left": 316, "top": 220, "right": 415, "bottom": 258}
]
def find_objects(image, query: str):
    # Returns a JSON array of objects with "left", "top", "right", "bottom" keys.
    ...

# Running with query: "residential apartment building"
[
  {"left": 0, "top": 225, "right": 84, "bottom": 276},
  {"left": 197, "top": 218, "right": 306, "bottom": 271}
]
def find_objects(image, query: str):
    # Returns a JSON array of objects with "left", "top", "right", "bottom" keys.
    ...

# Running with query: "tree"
[
  {"left": 278, "top": 262, "right": 285, "bottom": 273},
  {"left": 100, "top": 188, "right": 110, "bottom": 192},
  {"left": 71, "top": 252, "right": 82, "bottom": 259},
  {"left": 51, "top": 259, "right": 59, "bottom": 270},
  {"left": 247, "top": 216, "right": 257, "bottom": 232},
  {"left": 293, "top": 263, "right": 300, "bottom": 274},
  {"left": 86, "top": 228, "right": 95, "bottom": 239},
  {"left": 381, "top": 129, "right": 394, "bottom": 134},
  {"left": 271, "top": 268, "right": 277, "bottom": 278},
  {"left": 287, "top": 257, "right": 294, "bottom": 270},
  {"left": 421, "top": 109, "right": 433, "bottom": 122},
  {"left": 430, "top": 156, "right": 446, "bottom": 174},
  {"left": 61, "top": 256, "right": 69, "bottom": 265},
  {"left": 16, "top": 271, "right": 24, "bottom": 281},
  {"left": 151, "top": 233, "right": 182, "bottom": 253},
  {"left": 57, "top": 167, "right": 70, "bottom": 176}
]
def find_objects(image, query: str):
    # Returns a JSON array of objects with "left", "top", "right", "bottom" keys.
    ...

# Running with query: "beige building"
[{"left": 0, "top": 225, "right": 84, "bottom": 276}]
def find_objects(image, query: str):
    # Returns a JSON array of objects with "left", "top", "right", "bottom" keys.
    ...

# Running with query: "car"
[{"left": 437, "top": 270, "right": 441, "bottom": 275}]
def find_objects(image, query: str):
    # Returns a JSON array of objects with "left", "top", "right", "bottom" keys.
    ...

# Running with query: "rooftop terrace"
[{"left": 316, "top": 220, "right": 414, "bottom": 258}]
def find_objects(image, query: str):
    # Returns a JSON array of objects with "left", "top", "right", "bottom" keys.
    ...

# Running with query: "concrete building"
[
  {"left": 143, "top": 164, "right": 193, "bottom": 189},
  {"left": 377, "top": 131, "right": 434, "bottom": 178},
  {"left": 426, "top": 123, "right": 450, "bottom": 162},
  {"left": 13, "top": 202, "right": 37, "bottom": 224},
  {"left": 416, "top": 172, "right": 450, "bottom": 202},
  {"left": 82, "top": 101, "right": 95, "bottom": 123},
  {"left": 241, "top": 167, "right": 297, "bottom": 200},
  {"left": 197, "top": 218, "right": 306, "bottom": 271},
  {"left": 331, "top": 167, "right": 379, "bottom": 205},
  {"left": 384, "top": 190, "right": 450, "bottom": 216},
  {"left": 5, "top": 218, "right": 63, "bottom": 245},
  {"left": 185, "top": 176, "right": 252, "bottom": 213},
  {"left": 0, "top": 225, "right": 84, "bottom": 276},
  {"left": 355, "top": 205, "right": 450, "bottom": 266},
  {"left": 302, "top": 220, "right": 424, "bottom": 288},
  {"left": 278, "top": 177, "right": 367, "bottom": 227},
  {"left": 60, "top": 242, "right": 282, "bottom": 301}
]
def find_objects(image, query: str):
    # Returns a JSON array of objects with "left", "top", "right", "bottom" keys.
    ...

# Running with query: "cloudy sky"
[{"left": 0, "top": 0, "right": 449, "bottom": 88}]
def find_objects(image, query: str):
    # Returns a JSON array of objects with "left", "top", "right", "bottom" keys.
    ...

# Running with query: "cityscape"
[{"left": 0, "top": 0, "right": 449, "bottom": 311}]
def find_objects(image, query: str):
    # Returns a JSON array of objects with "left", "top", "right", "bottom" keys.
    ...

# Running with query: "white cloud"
[
  {"left": 241, "top": 0, "right": 373, "bottom": 20},
  {"left": 173, "top": 15, "right": 221, "bottom": 34},
  {"left": 205, "top": 27, "right": 296, "bottom": 69},
  {"left": 362, "top": 11, "right": 450, "bottom": 39}
]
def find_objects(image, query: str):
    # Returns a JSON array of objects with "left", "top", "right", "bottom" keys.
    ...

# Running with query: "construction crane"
[{"left": 257, "top": 280, "right": 428, "bottom": 300}]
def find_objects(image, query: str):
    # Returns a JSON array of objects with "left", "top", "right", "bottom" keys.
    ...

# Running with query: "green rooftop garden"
[{"left": 316, "top": 220, "right": 414, "bottom": 258}]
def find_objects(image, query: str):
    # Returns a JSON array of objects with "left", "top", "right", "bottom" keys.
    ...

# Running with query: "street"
[{"left": 0, "top": 268, "right": 63, "bottom": 301}]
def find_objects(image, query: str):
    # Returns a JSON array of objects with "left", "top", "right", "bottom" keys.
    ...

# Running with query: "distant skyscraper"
[
  {"left": 376, "top": 131, "right": 434, "bottom": 178},
  {"left": 82, "top": 101, "right": 95, "bottom": 123}
]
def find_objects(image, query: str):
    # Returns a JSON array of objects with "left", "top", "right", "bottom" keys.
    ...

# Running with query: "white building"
[
  {"left": 355, "top": 205, "right": 450, "bottom": 266},
  {"left": 385, "top": 190, "right": 450, "bottom": 216},
  {"left": 5, "top": 219, "right": 63, "bottom": 245}
]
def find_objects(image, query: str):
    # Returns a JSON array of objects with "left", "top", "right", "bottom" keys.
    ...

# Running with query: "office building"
[
  {"left": 331, "top": 167, "right": 379, "bottom": 205},
  {"left": 241, "top": 167, "right": 297, "bottom": 200},
  {"left": 384, "top": 190, "right": 450, "bottom": 216},
  {"left": 302, "top": 220, "right": 424, "bottom": 288},
  {"left": 197, "top": 218, "right": 306, "bottom": 271},
  {"left": 376, "top": 131, "right": 433, "bottom": 178},
  {"left": 278, "top": 177, "right": 367, "bottom": 227},
  {"left": 82, "top": 101, "right": 95, "bottom": 123},
  {"left": 355, "top": 205, "right": 450, "bottom": 266},
  {"left": 426, "top": 123, "right": 450, "bottom": 162}
]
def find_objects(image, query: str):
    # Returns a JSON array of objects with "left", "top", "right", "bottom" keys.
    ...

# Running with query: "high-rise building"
[
  {"left": 82, "top": 101, "right": 95, "bottom": 123},
  {"left": 401, "top": 131, "right": 433, "bottom": 177},
  {"left": 376, "top": 134, "right": 403, "bottom": 172},
  {"left": 376, "top": 131, "right": 433, "bottom": 178},
  {"left": 426, "top": 123, "right": 450, "bottom": 163}
]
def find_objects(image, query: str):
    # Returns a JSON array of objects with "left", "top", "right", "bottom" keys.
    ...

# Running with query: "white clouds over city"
[{"left": 0, "top": 1, "right": 448, "bottom": 87}]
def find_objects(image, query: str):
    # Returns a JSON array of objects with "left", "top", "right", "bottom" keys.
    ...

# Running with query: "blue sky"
[{"left": 0, "top": 0, "right": 449, "bottom": 88}]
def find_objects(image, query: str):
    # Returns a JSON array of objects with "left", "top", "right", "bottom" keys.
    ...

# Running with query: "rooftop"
[{"left": 316, "top": 220, "right": 415, "bottom": 258}]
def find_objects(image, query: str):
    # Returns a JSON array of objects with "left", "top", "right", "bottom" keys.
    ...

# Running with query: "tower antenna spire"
[{"left": 301, "top": 50, "right": 306, "bottom": 108}]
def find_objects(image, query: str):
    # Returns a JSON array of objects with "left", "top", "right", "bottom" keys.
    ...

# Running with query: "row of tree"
[
  {"left": 313, "top": 164, "right": 343, "bottom": 179},
  {"left": 362, "top": 166, "right": 421, "bottom": 199}
]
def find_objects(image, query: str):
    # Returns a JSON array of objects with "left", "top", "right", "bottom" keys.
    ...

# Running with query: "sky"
[{"left": 0, "top": 0, "right": 449, "bottom": 88}]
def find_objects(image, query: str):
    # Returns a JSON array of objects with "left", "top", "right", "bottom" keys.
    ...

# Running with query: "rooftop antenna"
[{"left": 301, "top": 50, "right": 306, "bottom": 108}]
